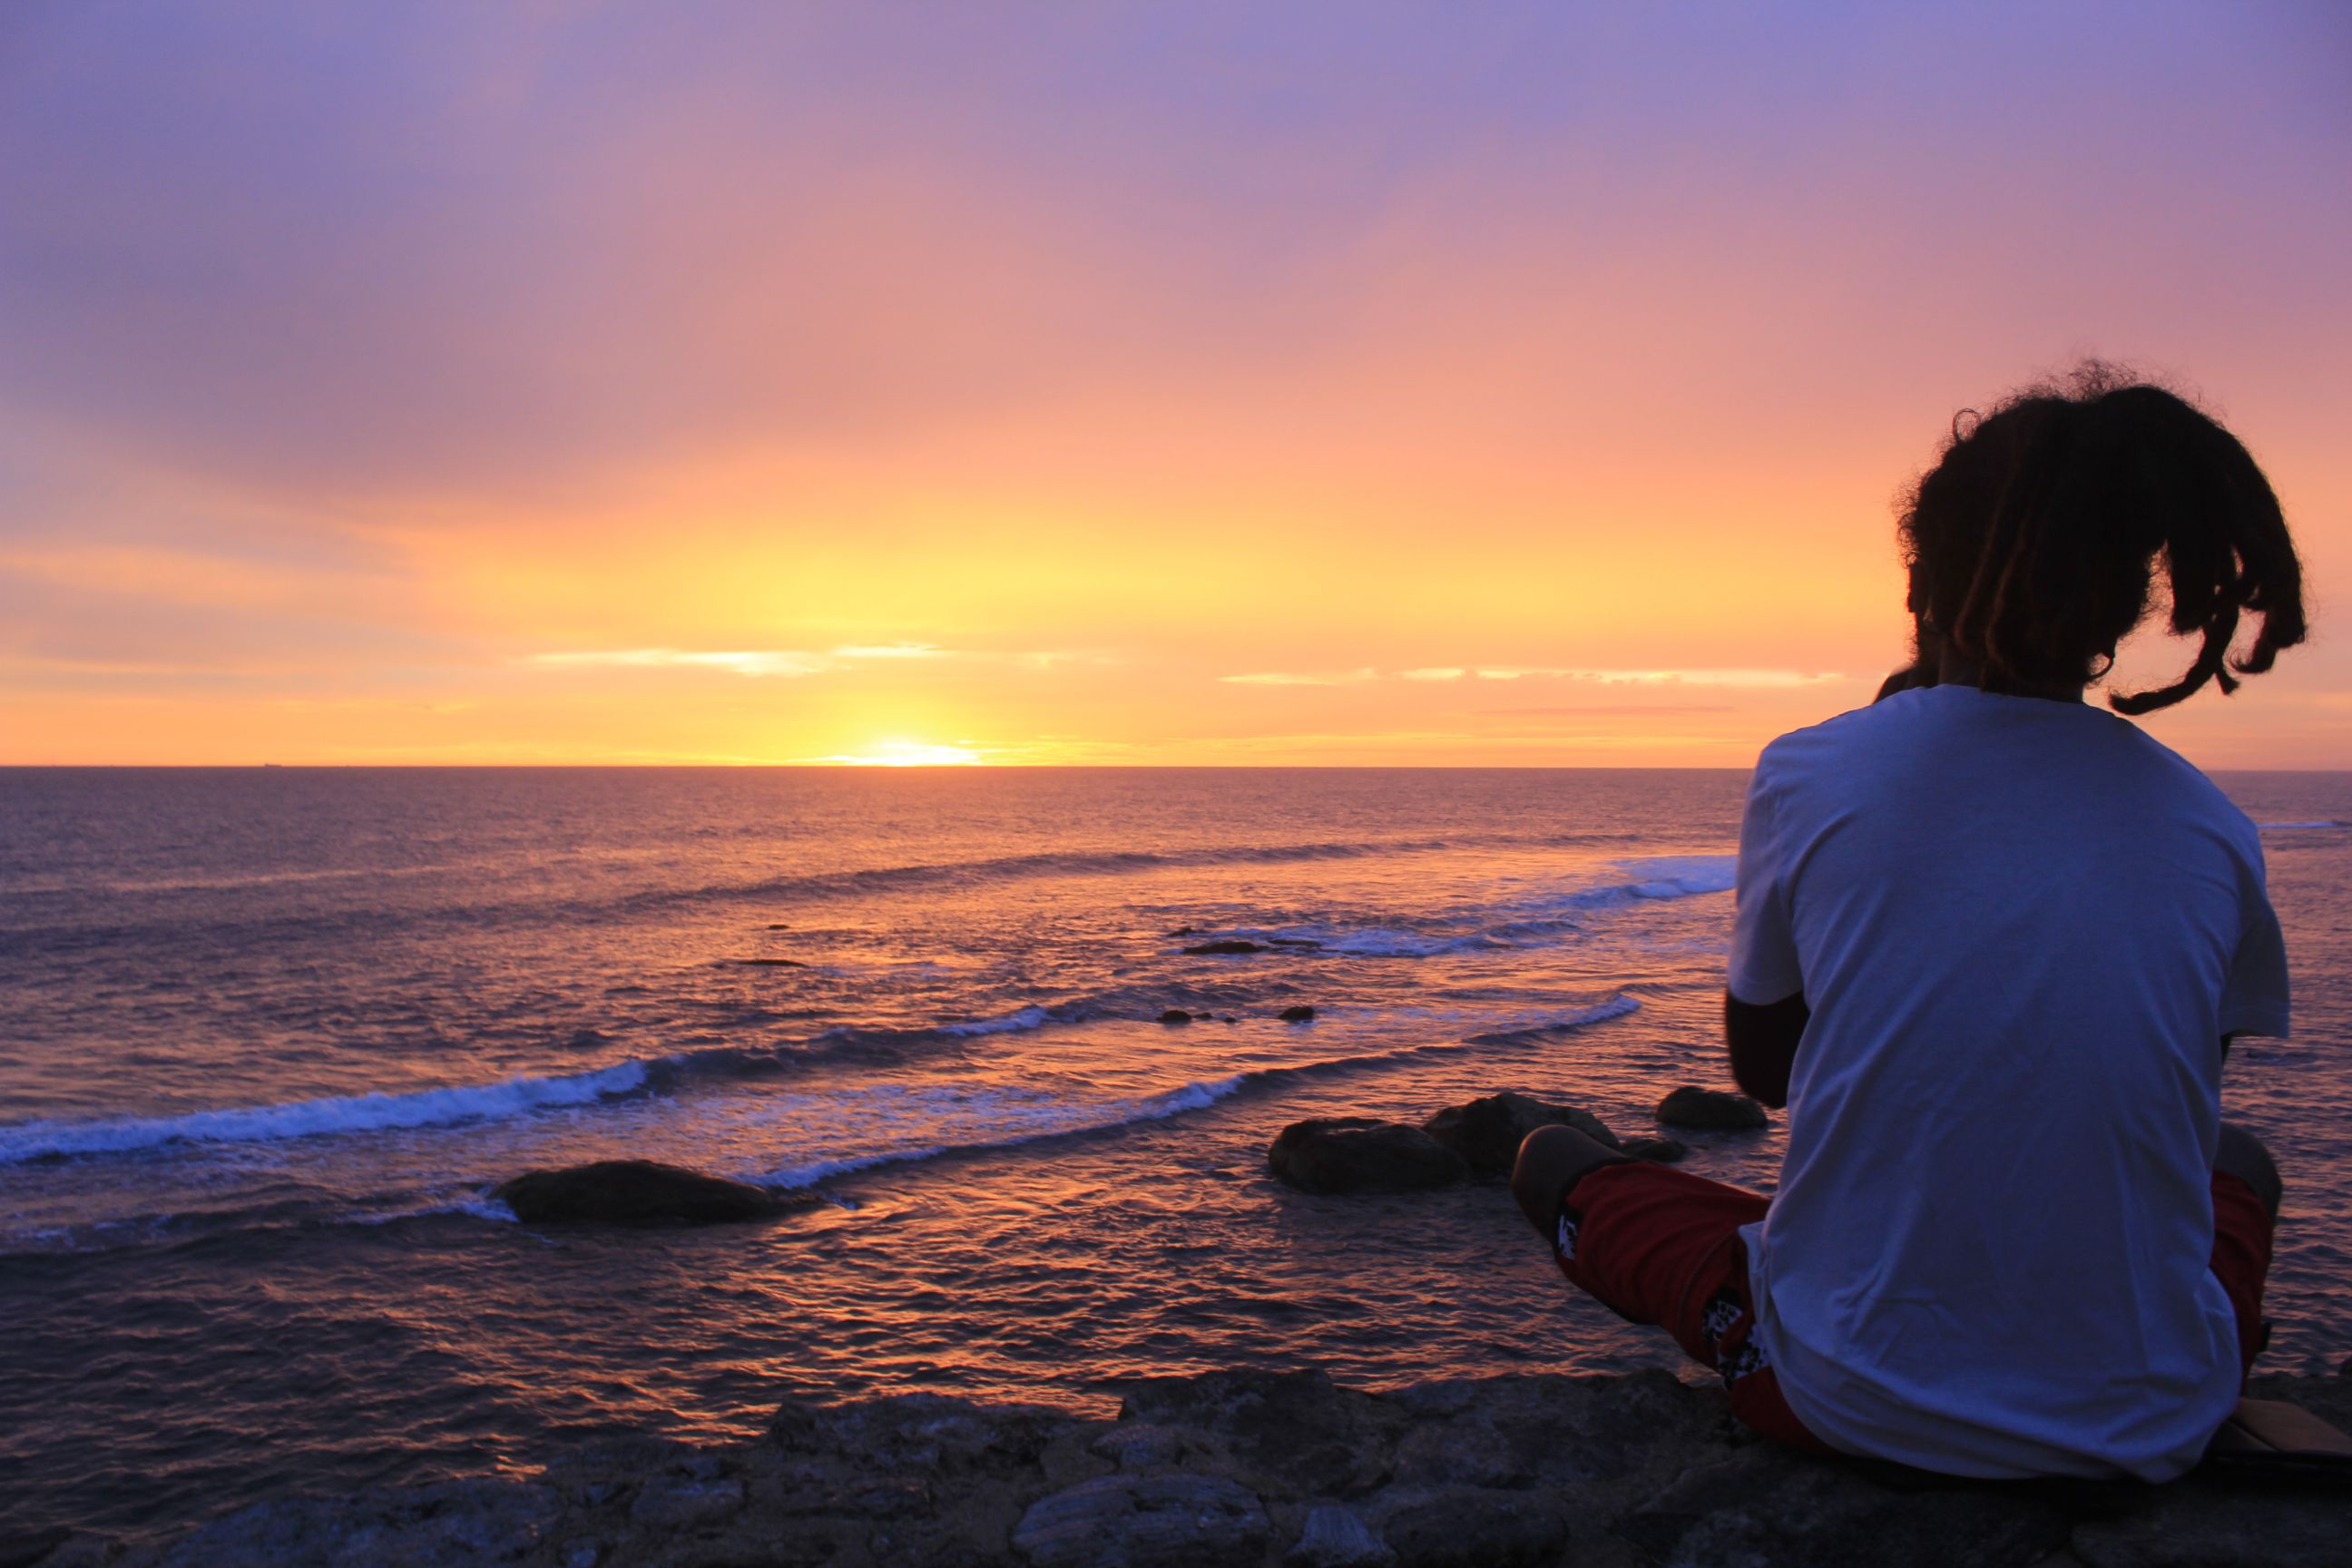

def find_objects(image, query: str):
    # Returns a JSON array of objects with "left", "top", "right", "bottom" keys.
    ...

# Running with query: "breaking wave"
[{"left": 0, "top": 1060, "right": 652, "bottom": 1167}]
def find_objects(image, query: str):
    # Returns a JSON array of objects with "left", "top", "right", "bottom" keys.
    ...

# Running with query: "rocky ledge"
[{"left": 30, "top": 1368, "right": 2351, "bottom": 1568}]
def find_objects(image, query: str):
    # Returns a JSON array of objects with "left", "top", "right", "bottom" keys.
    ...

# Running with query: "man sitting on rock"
[{"left": 1513, "top": 367, "right": 2300, "bottom": 1480}]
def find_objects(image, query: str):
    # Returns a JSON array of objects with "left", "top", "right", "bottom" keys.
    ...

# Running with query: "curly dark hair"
[{"left": 1896, "top": 363, "right": 2305, "bottom": 715}]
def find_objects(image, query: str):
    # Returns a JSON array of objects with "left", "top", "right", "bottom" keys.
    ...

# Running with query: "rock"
[
  {"left": 1620, "top": 1443, "right": 2075, "bottom": 1568},
  {"left": 0, "top": 1529, "right": 70, "bottom": 1568},
  {"left": 1168, "top": 926, "right": 1200, "bottom": 937},
  {"left": 2073, "top": 1488, "right": 2352, "bottom": 1568},
  {"left": 1012, "top": 1473, "right": 1269, "bottom": 1568},
  {"left": 1279, "top": 1004, "right": 1318, "bottom": 1023},
  {"left": 1184, "top": 940, "right": 1266, "bottom": 955},
  {"left": 627, "top": 1474, "right": 743, "bottom": 1529},
  {"left": 1656, "top": 1084, "right": 1769, "bottom": 1130},
  {"left": 771, "top": 1389, "right": 1074, "bottom": 1476},
  {"left": 1623, "top": 1135, "right": 1689, "bottom": 1162},
  {"left": 1375, "top": 1486, "right": 1567, "bottom": 1568},
  {"left": 764, "top": 922, "right": 791, "bottom": 930},
  {"left": 1419, "top": 1091, "right": 1622, "bottom": 1177},
  {"left": 1089, "top": 1422, "right": 1204, "bottom": 1472},
  {"left": 122, "top": 1368, "right": 2352, "bottom": 1568},
  {"left": 493, "top": 1160, "right": 809, "bottom": 1226},
  {"left": 1269, "top": 1118, "right": 1470, "bottom": 1194},
  {"left": 732, "top": 956, "right": 806, "bottom": 966},
  {"left": 1286, "top": 1504, "right": 1391, "bottom": 1566},
  {"left": 153, "top": 1479, "right": 560, "bottom": 1568},
  {"left": 1116, "top": 1367, "right": 1408, "bottom": 1498},
  {"left": 1158, "top": 1009, "right": 1193, "bottom": 1024},
  {"left": 1392, "top": 1368, "right": 1725, "bottom": 1491}
]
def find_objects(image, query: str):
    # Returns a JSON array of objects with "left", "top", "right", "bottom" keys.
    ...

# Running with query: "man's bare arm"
[{"left": 1726, "top": 989, "right": 1808, "bottom": 1109}]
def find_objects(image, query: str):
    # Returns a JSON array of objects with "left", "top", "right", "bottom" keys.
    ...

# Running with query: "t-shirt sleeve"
[
  {"left": 2220, "top": 869, "right": 2291, "bottom": 1041},
  {"left": 1728, "top": 758, "right": 1805, "bottom": 1004}
]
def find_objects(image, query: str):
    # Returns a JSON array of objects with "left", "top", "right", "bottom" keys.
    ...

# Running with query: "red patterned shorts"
[{"left": 1550, "top": 1161, "right": 2274, "bottom": 1453}]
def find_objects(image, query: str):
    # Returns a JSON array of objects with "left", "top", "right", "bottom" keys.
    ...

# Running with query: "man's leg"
[
  {"left": 2215, "top": 1121, "right": 2281, "bottom": 1220},
  {"left": 1510, "top": 1124, "right": 1632, "bottom": 1238},
  {"left": 2210, "top": 1120, "right": 2280, "bottom": 1379},
  {"left": 1509, "top": 1129, "right": 1833, "bottom": 1453}
]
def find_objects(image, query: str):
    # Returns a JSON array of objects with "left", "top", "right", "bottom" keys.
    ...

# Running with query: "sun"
[{"left": 808, "top": 740, "right": 985, "bottom": 767}]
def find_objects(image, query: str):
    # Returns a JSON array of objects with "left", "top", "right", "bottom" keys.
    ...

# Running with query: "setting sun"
[{"left": 810, "top": 740, "right": 986, "bottom": 767}]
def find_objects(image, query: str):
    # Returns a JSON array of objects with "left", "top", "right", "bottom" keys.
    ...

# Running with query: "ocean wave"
[
  {"left": 1612, "top": 854, "right": 1739, "bottom": 897},
  {"left": 1312, "top": 929, "right": 1502, "bottom": 957},
  {"left": 710, "top": 828, "right": 1666, "bottom": 911},
  {"left": 1464, "top": 995, "right": 1646, "bottom": 1045},
  {"left": 0, "top": 835, "right": 1473, "bottom": 948},
  {"left": 2258, "top": 820, "right": 2349, "bottom": 831},
  {"left": 938, "top": 1004, "right": 1055, "bottom": 1037},
  {"left": 746, "top": 995, "right": 1641, "bottom": 1190},
  {"left": 1171, "top": 858, "right": 1738, "bottom": 963},
  {"left": 0, "top": 1060, "right": 652, "bottom": 1166},
  {"left": 751, "top": 1074, "right": 1248, "bottom": 1189},
  {"left": 0, "top": 992, "right": 1644, "bottom": 1254},
  {"left": 689, "top": 837, "right": 1467, "bottom": 913}
]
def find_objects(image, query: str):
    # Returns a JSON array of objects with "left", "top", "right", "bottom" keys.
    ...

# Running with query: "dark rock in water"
[
  {"left": 1279, "top": 1004, "right": 1318, "bottom": 1023},
  {"left": 732, "top": 956, "right": 806, "bottom": 967},
  {"left": 1184, "top": 939, "right": 1267, "bottom": 955},
  {"left": 1269, "top": 1117, "right": 1469, "bottom": 1194},
  {"left": 1623, "top": 1135, "right": 1689, "bottom": 1163},
  {"left": 1158, "top": 1009, "right": 1193, "bottom": 1024},
  {"left": 494, "top": 1161, "right": 809, "bottom": 1226},
  {"left": 765, "top": 922, "right": 791, "bottom": 930},
  {"left": 1656, "top": 1085, "right": 1769, "bottom": 1130},
  {"left": 1221, "top": 1015, "right": 1239, "bottom": 1024},
  {"left": 1168, "top": 925, "right": 1200, "bottom": 937},
  {"left": 1421, "top": 1091, "right": 1622, "bottom": 1177}
]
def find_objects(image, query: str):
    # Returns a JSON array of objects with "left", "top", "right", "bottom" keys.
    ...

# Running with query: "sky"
[{"left": 2, "top": 2, "right": 2347, "bottom": 766}]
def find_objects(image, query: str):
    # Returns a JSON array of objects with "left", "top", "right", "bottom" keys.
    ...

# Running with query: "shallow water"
[{"left": 1, "top": 767, "right": 2345, "bottom": 1544}]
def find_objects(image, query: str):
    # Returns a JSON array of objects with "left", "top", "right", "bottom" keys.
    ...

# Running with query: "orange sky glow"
[{"left": 3, "top": 5, "right": 2347, "bottom": 766}]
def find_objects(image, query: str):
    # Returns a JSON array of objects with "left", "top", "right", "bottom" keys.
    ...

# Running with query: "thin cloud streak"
[
  {"left": 519, "top": 644, "right": 1090, "bottom": 680},
  {"left": 1218, "top": 670, "right": 1382, "bottom": 687},
  {"left": 1225, "top": 667, "right": 1851, "bottom": 689},
  {"left": 523, "top": 649, "right": 837, "bottom": 677}
]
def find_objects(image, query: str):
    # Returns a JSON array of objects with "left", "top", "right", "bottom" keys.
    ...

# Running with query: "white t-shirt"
[{"left": 1730, "top": 684, "right": 2290, "bottom": 1482}]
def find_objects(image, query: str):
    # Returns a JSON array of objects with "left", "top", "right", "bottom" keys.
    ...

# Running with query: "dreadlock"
[{"left": 1896, "top": 362, "right": 2306, "bottom": 715}]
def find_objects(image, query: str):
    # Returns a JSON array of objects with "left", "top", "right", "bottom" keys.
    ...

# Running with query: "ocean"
[{"left": 3, "top": 767, "right": 2347, "bottom": 1546}]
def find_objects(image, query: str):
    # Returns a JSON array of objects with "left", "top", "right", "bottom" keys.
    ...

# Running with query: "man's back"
[{"left": 1730, "top": 683, "right": 2290, "bottom": 1479}]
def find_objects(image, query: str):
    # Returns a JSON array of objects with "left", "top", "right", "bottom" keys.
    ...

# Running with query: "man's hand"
[{"left": 1726, "top": 989, "right": 1808, "bottom": 1109}]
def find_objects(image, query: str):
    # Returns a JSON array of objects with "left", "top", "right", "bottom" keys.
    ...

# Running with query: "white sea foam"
[
  {"left": 939, "top": 1004, "right": 1054, "bottom": 1037},
  {"left": 1313, "top": 929, "right": 1497, "bottom": 957},
  {"left": 761, "top": 1147, "right": 947, "bottom": 1190},
  {"left": 1612, "top": 855, "right": 1739, "bottom": 897},
  {"left": 0, "top": 1060, "right": 651, "bottom": 1166},
  {"left": 1509, "top": 994, "right": 1643, "bottom": 1030}
]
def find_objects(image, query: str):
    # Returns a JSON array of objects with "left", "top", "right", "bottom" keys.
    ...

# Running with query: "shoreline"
[{"left": 21, "top": 1367, "right": 2348, "bottom": 1568}]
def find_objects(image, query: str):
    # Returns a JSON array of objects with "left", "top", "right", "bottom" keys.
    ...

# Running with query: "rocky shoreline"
[{"left": 19, "top": 1366, "right": 2348, "bottom": 1568}]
